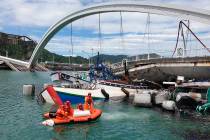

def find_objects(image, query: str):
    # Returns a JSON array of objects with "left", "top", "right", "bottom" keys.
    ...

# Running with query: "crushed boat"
[
  {"left": 172, "top": 83, "right": 209, "bottom": 110},
  {"left": 40, "top": 72, "right": 146, "bottom": 104}
]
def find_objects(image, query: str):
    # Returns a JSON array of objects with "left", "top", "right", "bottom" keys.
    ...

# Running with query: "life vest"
[
  {"left": 77, "top": 103, "right": 84, "bottom": 110},
  {"left": 85, "top": 96, "right": 93, "bottom": 104},
  {"left": 84, "top": 96, "right": 94, "bottom": 112},
  {"left": 56, "top": 107, "right": 66, "bottom": 118},
  {"left": 56, "top": 104, "right": 73, "bottom": 118}
]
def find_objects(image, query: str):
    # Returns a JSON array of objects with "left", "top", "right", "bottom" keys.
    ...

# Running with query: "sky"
[{"left": 1, "top": 0, "right": 210, "bottom": 59}]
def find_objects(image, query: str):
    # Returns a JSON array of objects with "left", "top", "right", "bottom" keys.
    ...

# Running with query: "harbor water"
[{"left": 1, "top": 71, "right": 210, "bottom": 140}]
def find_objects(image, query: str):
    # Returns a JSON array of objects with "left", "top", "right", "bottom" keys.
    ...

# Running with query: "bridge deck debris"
[{"left": 0, "top": 60, "right": 48, "bottom": 71}]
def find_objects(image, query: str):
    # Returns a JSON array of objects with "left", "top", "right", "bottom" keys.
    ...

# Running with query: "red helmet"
[
  {"left": 61, "top": 105, "right": 65, "bottom": 109},
  {"left": 66, "top": 101, "right": 70, "bottom": 104}
]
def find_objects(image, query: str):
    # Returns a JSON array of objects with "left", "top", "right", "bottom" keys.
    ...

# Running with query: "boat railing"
[{"left": 99, "top": 81, "right": 147, "bottom": 89}]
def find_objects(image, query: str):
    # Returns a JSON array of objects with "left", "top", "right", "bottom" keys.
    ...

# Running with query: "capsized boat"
[
  {"left": 40, "top": 82, "right": 144, "bottom": 104},
  {"left": 41, "top": 86, "right": 106, "bottom": 104}
]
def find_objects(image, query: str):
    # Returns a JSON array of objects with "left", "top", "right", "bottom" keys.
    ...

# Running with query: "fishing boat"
[
  {"left": 40, "top": 53, "right": 147, "bottom": 104},
  {"left": 40, "top": 78, "right": 144, "bottom": 104}
]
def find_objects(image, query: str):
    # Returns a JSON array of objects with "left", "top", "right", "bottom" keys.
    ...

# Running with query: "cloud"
[
  {"left": 0, "top": 0, "right": 82, "bottom": 27},
  {"left": 1, "top": 0, "right": 210, "bottom": 58}
]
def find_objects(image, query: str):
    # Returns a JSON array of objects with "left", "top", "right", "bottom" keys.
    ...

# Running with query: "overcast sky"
[{"left": 1, "top": 0, "right": 210, "bottom": 58}]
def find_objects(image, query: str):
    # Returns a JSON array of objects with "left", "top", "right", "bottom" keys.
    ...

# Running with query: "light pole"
[
  {"left": 82, "top": 50, "right": 91, "bottom": 66},
  {"left": 69, "top": 49, "right": 71, "bottom": 64},
  {"left": 91, "top": 48, "right": 93, "bottom": 64}
]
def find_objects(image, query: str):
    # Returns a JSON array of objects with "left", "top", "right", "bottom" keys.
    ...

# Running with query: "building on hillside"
[{"left": 0, "top": 32, "right": 37, "bottom": 60}]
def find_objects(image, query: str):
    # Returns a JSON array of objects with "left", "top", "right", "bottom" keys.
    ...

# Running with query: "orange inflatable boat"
[
  {"left": 42, "top": 90, "right": 102, "bottom": 126},
  {"left": 42, "top": 103, "right": 102, "bottom": 126}
]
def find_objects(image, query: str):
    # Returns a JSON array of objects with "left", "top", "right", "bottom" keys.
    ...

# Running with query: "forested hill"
[
  {"left": 91, "top": 54, "right": 127, "bottom": 64},
  {"left": 38, "top": 49, "right": 88, "bottom": 64}
]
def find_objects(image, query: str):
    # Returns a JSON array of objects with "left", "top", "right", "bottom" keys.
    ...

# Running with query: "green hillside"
[
  {"left": 0, "top": 44, "right": 160, "bottom": 65},
  {"left": 0, "top": 45, "right": 34, "bottom": 60},
  {"left": 91, "top": 54, "right": 127, "bottom": 64},
  {"left": 38, "top": 49, "right": 88, "bottom": 64},
  {"left": 0, "top": 45, "right": 88, "bottom": 64}
]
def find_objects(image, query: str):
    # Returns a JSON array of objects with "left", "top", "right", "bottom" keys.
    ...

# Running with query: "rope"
[
  {"left": 147, "top": 13, "right": 150, "bottom": 59},
  {"left": 173, "top": 21, "right": 210, "bottom": 57},
  {"left": 143, "top": 13, "right": 151, "bottom": 59},
  {"left": 120, "top": 11, "right": 124, "bottom": 50},
  {"left": 69, "top": 23, "right": 74, "bottom": 64},
  {"left": 143, "top": 14, "right": 148, "bottom": 44},
  {"left": 172, "top": 22, "right": 182, "bottom": 57},
  {"left": 70, "top": 23, "right": 74, "bottom": 56},
  {"left": 181, "top": 25, "right": 186, "bottom": 57},
  {"left": 185, "top": 20, "right": 190, "bottom": 49},
  {"left": 98, "top": 13, "right": 102, "bottom": 52}
]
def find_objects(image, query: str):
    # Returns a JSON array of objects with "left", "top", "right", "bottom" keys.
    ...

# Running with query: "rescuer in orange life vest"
[
  {"left": 56, "top": 105, "right": 66, "bottom": 119},
  {"left": 56, "top": 101, "right": 73, "bottom": 118},
  {"left": 84, "top": 93, "right": 94, "bottom": 111},
  {"left": 77, "top": 103, "right": 84, "bottom": 110},
  {"left": 64, "top": 101, "right": 73, "bottom": 116}
]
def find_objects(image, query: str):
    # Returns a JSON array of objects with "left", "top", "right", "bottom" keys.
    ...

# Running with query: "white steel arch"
[{"left": 6, "top": 1, "right": 210, "bottom": 68}]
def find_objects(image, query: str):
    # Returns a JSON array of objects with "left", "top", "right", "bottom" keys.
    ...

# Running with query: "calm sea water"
[{"left": 1, "top": 71, "right": 210, "bottom": 140}]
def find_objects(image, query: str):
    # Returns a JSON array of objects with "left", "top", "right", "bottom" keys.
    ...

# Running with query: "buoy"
[
  {"left": 121, "top": 87, "right": 129, "bottom": 97},
  {"left": 133, "top": 92, "right": 152, "bottom": 107},
  {"left": 155, "top": 91, "right": 170, "bottom": 105},
  {"left": 176, "top": 92, "right": 201, "bottom": 102},
  {"left": 23, "top": 84, "right": 35, "bottom": 96},
  {"left": 142, "top": 90, "right": 151, "bottom": 94},
  {"left": 101, "top": 89, "right": 109, "bottom": 100},
  {"left": 189, "top": 92, "right": 201, "bottom": 102},
  {"left": 176, "top": 93, "right": 188, "bottom": 102},
  {"left": 162, "top": 100, "right": 176, "bottom": 111},
  {"left": 42, "top": 119, "right": 54, "bottom": 126}
]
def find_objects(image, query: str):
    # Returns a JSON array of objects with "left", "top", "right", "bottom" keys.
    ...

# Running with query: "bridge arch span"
[{"left": 28, "top": 1, "right": 210, "bottom": 68}]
